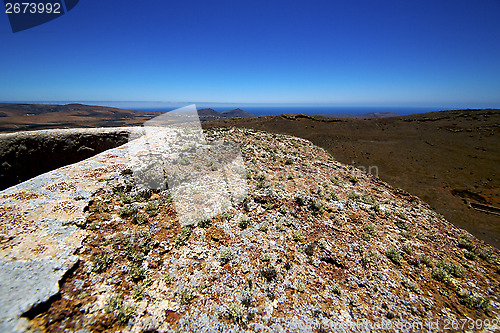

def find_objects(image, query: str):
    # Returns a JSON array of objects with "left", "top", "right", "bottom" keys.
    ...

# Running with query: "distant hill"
[
  {"left": 316, "top": 112, "right": 399, "bottom": 119},
  {"left": 197, "top": 108, "right": 221, "bottom": 118},
  {"left": 221, "top": 108, "right": 255, "bottom": 118},
  {"left": 197, "top": 108, "right": 256, "bottom": 121}
]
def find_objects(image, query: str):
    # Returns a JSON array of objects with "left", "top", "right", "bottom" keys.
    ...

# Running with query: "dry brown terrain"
[
  {"left": 203, "top": 110, "right": 500, "bottom": 248},
  {"left": 0, "top": 103, "right": 160, "bottom": 132}
]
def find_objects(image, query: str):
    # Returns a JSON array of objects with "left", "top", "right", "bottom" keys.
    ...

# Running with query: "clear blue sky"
[{"left": 1, "top": 0, "right": 499, "bottom": 108}]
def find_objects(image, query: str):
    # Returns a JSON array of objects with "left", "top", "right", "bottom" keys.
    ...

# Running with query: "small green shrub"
[
  {"left": 458, "top": 234, "right": 475, "bottom": 251},
  {"left": 349, "top": 176, "right": 358, "bottom": 184},
  {"left": 394, "top": 220, "right": 410, "bottom": 231},
  {"left": 162, "top": 273, "right": 175, "bottom": 284},
  {"left": 420, "top": 255, "right": 433, "bottom": 267},
  {"left": 132, "top": 285, "right": 146, "bottom": 300},
  {"left": 219, "top": 246, "right": 233, "bottom": 264},
  {"left": 131, "top": 213, "right": 148, "bottom": 225},
  {"left": 327, "top": 192, "right": 339, "bottom": 201},
  {"left": 402, "top": 278, "right": 422, "bottom": 294},
  {"left": 332, "top": 284, "right": 341, "bottom": 295},
  {"left": 259, "top": 222, "right": 269, "bottom": 232},
  {"left": 119, "top": 205, "right": 136, "bottom": 218},
  {"left": 178, "top": 287, "right": 194, "bottom": 305},
  {"left": 347, "top": 191, "right": 360, "bottom": 201},
  {"left": 464, "top": 250, "right": 477, "bottom": 260},
  {"left": 432, "top": 267, "right": 451, "bottom": 284},
  {"left": 330, "top": 176, "right": 342, "bottom": 186},
  {"left": 386, "top": 247, "right": 403, "bottom": 265},
  {"left": 401, "top": 243, "right": 414, "bottom": 255},
  {"left": 362, "top": 195, "right": 374, "bottom": 204},
  {"left": 478, "top": 250, "right": 497, "bottom": 264},
  {"left": 239, "top": 215, "right": 250, "bottom": 229},
  {"left": 92, "top": 252, "right": 112, "bottom": 273},
  {"left": 260, "top": 266, "right": 278, "bottom": 282},
  {"left": 363, "top": 223, "right": 376, "bottom": 236},
  {"left": 456, "top": 288, "right": 490, "bottom": 313},
  {"left": 310, "top": 199, "right": 325, "bottom": 214},
  {"left": 219, "top": 210, "right": 234, "bottom": 222},
  {"left": 105, "top": 294, "right": 123, "bottom": 313},
  {"left": 175, "top": 225, "right": 192, "bottom": 246},
  {"left": 226, "top": 303, "right": 243, "bottom": 323},
  {"left": 123, "top": 230, "right": 154, "bottom": 262},
  {"left": 292, "top": 230, "right": 303, "bottom": 242},
  {"left": 145, "top": 200, "right": 162, "bottom": 217},
  {"left": 397, "top": 212, "right": 408, "bottom": 220},
  {"left": 130, "top": 265, "right": 147, "bottom": 281},
  {"left": 436, "top": 260, "right": 464, "bottom": 278}
]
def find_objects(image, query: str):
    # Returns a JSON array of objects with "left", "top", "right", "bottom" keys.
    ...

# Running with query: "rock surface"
[
  {"left": 0, "top": 127, "right": 499, "bottom": 332},
  {"left": 0, "top": 127, "right": 131, "bottom": 190}
]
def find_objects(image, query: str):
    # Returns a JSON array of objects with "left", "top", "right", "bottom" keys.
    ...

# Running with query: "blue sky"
[{"left": 1, "top": 0, "right": 499, "bottom": 108}]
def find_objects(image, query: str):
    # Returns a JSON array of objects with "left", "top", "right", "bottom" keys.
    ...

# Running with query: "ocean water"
[{"left": 131, "top": 105, "right": 440, "bottom": 117}]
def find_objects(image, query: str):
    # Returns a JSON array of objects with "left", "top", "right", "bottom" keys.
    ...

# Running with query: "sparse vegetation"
[
  {"left": 130, "top": 264, "right": 147, "bottom": 281},
  {"left": 456, "top": 288, "right": 490, "bottom": 313},
  {"left": 362, "top": 195, "right": 374, "bottom": 204},
  {"left": 162, "top": 273, "right": 175, "bottom": 284},
  {"left": 106, "top": 295, "right": 136, "bottom": 323},
  {"left": 259, "top": 222, "right": 269, "bottom": 232},
  {"left": 394, "top": 220, "right": 410, "bottom": 231},
  {"left": 458, "top": 234, "right": 475, "bottom": 251},
  {"left": 361, "top": 223, "right": 376, "bottom": 241},
  {"left": 464, "top": 250, "right": 477, "bottom": 260}
]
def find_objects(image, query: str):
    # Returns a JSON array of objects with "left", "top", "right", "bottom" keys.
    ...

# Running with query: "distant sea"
[{"left": 130, "top": 106, "right": 441, "bottom": 117}]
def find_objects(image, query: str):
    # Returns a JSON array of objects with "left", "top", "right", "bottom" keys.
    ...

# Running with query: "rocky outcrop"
[
  {"left": 0, "top": 128, "right": 131, "bottom": 191},
  {"left": 0, "top": 127, "right": 498, "bottom": 332}
]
